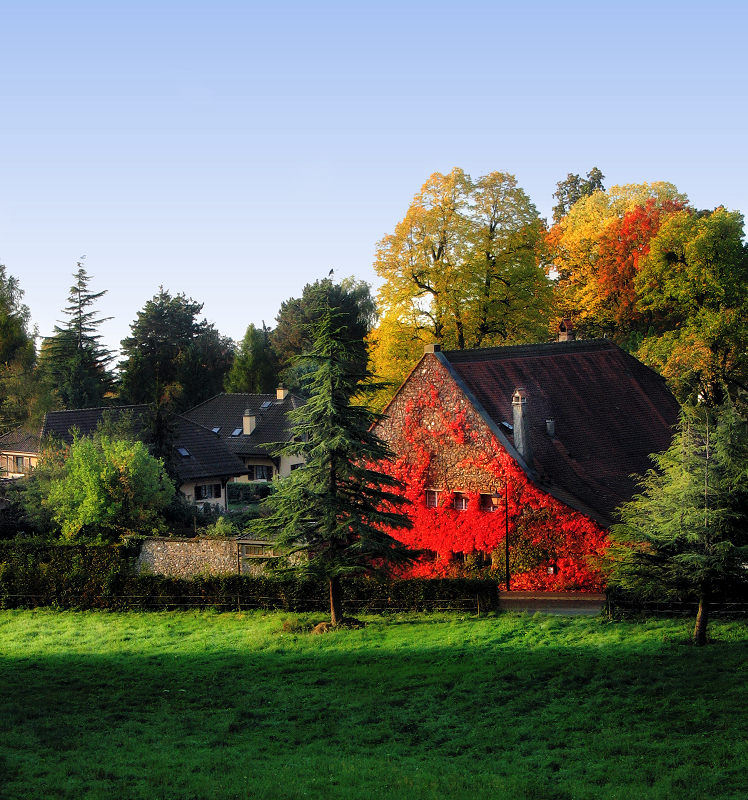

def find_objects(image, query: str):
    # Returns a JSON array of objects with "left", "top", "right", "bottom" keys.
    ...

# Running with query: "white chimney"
[
  {"left": 276, "top": 386, "right": 289, "bottom": 401},
  {"left": 512, "top": 388, "right": 533, "bottom": 464},
  {"left": 243, "top": 410, "right": 256, "bottom": 435}
]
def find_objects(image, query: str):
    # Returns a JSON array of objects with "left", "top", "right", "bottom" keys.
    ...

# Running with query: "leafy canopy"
[{"left": 46, "top": 433, "right": 175, "bottom": 543}]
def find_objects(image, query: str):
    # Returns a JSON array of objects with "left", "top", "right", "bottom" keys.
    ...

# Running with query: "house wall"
[
  {"left": 231, "top": 455, "right": 304, "bottom": 482},
  {"left": 180, "top": 478, "right": 228, "bottom": 511},
  {"left": 0, "top": 452, "right": 37, "bottom": 477},
  {"left": 135, "top": 537, "right": 267, "bottom": 578}
]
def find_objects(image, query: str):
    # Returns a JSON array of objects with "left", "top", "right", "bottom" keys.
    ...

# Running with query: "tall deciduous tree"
[
  {"left": 370, "top": 169, "right": 550, "bottom": 403},
  {"left": 634, "top": 208, "right": 748, "bottom": 404},
  {"left": 39, "top": 264, "right": 114, "bottom": 408},
  {"left": 224, "top": 322, "right": 279, "bottom": 394},
  {"left": 607, "top": 403, "right": 748, "bottom": 645},
  {"left": 119, "top": 288, "right": 234, "bottom": 411},
  {"left": 252, "top": 309, "right": 415, "bottom": 625},
  {"left": 549, "top": 182, "right": 688, "bottom": 340},
  {"left": 0, "top": 264, "right": 45, "bottom": 433}
]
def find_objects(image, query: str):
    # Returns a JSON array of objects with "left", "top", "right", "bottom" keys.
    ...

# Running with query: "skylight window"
[
  {"left": 231, "top": 428, "right": 243, "bottom": 437},
  {"left": 261, "top": 401, "right": 272, "bottom": 409},
  {"left": 177, "top": 447, "right": 190, "bottom": 457},
  {"left": 212, "top": 426, "right": 221, "bottom": 434}
]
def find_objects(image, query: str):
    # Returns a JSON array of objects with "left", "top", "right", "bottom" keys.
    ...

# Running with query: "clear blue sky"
[{"left": 1, "top": 0, "right": 746, "bottom": 359}]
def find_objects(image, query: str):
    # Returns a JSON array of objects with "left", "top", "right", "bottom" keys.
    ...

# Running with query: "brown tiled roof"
[
  {"left": 0, "top": 427, "right": 41, "bottom": 455},
  {"left": 0, "top": 405, "right": 247, "bottom": 485},
  {"left": 183, "top": 393, "right": 303, "bottom": 458},
  {"left": 438, "top": 339, "right": 680, "bottom": 525}
]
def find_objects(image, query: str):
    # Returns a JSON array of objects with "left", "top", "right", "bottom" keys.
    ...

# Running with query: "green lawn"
[{"left": 0, "top": 610, "right": 746, "bottom": 800}]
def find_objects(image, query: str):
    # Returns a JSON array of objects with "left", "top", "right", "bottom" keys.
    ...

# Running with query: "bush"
[{"left": 227, "top": 482, "right": 274, "bottom": 505}]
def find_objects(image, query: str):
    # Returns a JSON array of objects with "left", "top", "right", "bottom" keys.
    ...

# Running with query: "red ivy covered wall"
[{"left": 375, "top": 355, "right": 608, "bottom": 591}]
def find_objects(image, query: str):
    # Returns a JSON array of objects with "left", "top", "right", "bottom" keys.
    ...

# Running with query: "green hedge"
[{"left": 0, "top": 542, "right": 498, "bottom": 613}]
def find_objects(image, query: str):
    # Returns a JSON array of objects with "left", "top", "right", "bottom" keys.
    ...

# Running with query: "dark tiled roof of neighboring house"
[
  {"left": 41, "top": 405, "right": 151, "bottom": 441},
  {"left": 0, "top": 405, "right": 247, "bottom": 485},
  {"left": 436, "top": 339, "right": 680, "bottom": 525},
  {"left": 171, "top": 416, "right": 248, "bottom": 482},
  {"left": 0, "top": 426, "right": 41, "bottom": 454},
  {"left": 182, "top": 393, "right": 303, "bottom": 458}
]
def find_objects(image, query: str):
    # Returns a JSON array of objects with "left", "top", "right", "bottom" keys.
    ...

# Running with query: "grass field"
[{"left": 1, "top": 609, "right": 747, "bottom": 800}]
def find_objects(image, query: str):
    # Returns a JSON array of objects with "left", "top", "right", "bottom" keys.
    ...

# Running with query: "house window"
[
  {"left": 195, "top": 483, "right": 222, "bottom": 500},
  {"left": 290, "top": 462, "right": 303, "bottom": 471},
  {"left": 246, "top": 465, "right": 273, "bottom": 481},
  {"left": 480, "top": 494, "right": 500, "bottom": 513},
  {"left": 15, "top": 456, "right": 25, "bottom": 471},
  {"left": 453, "top": 492, "right": 469, "bottom": 511},
  {"left": 425, "top": 490, "right": 439, "bottom": 508}
]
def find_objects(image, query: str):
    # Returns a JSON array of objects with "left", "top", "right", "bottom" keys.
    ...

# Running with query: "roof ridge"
[{"left": 442, "top": 338, "right": 618, "bottom": 362}]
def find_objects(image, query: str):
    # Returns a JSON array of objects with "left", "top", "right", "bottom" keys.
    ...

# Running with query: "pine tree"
[
  {"left": 224, "top": 322, "right": 278, "bottom": 393},
  {"left": 40, "top": 263, "right": 114, "bottom": 408},
  {"left": 251, "top": 308, "right": 415, "bottom": 624},
  {"left": 608, "top": 403, "right": 748, "bottom": 645}
]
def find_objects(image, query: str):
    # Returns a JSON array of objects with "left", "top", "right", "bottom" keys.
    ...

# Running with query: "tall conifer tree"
[
  {"left": 252, "top": 309, "right": 415, "bottom": 624},
  {"left": 608, "top": 403, "right": 748, "bottom": 645}
]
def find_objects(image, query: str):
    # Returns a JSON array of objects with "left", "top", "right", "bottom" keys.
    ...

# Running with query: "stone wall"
[{"left": 136, "top": 537, "right": 240, "bottom": 578}]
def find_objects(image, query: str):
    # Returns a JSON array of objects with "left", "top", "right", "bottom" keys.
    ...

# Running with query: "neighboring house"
[
  {"left": 0, "top": 405, "right": 248, "bottom": 512},
  {"left": 373, "top": 328, "right": 680, "bottom": 589},
  {"left": 183, "top": 387, "right": 305, "bottom": 481}
]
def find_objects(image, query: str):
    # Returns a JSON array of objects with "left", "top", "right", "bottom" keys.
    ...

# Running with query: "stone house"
[{"left": 373, "top": 332, "right": 680, "bottom": 588}]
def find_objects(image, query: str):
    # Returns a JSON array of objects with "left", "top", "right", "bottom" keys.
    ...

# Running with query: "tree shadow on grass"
[{"left": 0, "top": 619, "right": 747, "bottom": 800}]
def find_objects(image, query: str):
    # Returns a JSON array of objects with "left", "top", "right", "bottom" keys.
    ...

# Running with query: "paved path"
[{"left": 498, "top": 591, "right": 606, "bottom": 616}]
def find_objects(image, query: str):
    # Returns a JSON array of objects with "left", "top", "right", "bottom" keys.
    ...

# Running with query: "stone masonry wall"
[{"left": 136, "top": 537, "right": 240, "bottom": 578}]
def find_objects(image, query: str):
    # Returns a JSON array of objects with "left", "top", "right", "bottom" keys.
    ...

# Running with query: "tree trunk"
[
  {"left": 329, "top": 576, "right": 343, "bottom": 626},
  {"left": 693, "top": 590, "right": 710, "bottom": 646}
]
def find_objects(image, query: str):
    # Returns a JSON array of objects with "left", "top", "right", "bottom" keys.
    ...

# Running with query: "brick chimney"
[
  {"left": 558, "top": 319, "right": 575, "bottom": 342},
  {"left": 243, "top": 410, "right": 256, "bottom": 435},
  {"left": 424, "top": 343, "right": 441, "bottom": 354},
  {"left": 512, "top": 388, "right": 533, "bottom": 464}
]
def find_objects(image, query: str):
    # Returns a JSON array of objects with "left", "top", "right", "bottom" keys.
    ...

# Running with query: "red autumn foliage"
[
  {"left": 378, "top": 387, "right": 609, "bottom": 591},
  {"left": 597, "top": 198, "right": 685, "bottom": 325}
]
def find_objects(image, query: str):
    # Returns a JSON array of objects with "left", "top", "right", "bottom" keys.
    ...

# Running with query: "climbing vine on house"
[{"left": 378, "top": 383, "right": 609, "bottom": 590}]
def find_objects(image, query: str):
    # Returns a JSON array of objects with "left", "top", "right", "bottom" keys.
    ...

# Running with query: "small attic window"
[
  {"left": 261, "top": 401, "right": 272, "bottom": 409},
  {"left": 231, "top": 428, "right": 243, "bottom": 437},
  {"left": 500, "top": 421, "right": 513, "bottom": 432},
  {"left": 177, "top": 447, "right": 190, "bottom": 457},
  {"left": 212, "top": 426, "right": 221, "bottom": 434}
]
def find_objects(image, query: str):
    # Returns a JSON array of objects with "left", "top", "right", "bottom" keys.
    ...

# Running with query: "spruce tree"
[
  {"left": 608, "top": 403, "right": 748, "bottom": 645},
  {"left": 41, "top": 263, "right": 113, "bottom": 408},
  {"left": 252, "top": 308, "right": 415, "bottom": 625}
]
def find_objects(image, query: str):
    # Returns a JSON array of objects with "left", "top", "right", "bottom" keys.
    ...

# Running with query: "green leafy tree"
[
  {"left": 45, "top": 434, "right": 175, "bottom": 542},
  {"left": 119, "top": 288, "right": 235, "bottom": 411},
  {"left": 224, "top": 322, "right": 279, "bottom": 393},
  {"left": 252, "top": 309, "right": 415, "bottom": 624},
  {"left": 607, "top": 403, "right": 748, "bottom": 645},
  {"left": 39, "top": 263, "right": 114, "bottom": 408},
  {"left": 551, "top": 167, "right": 605, "bottom": 223},
  {"left": 0, "top": 264, "right": 52, "bottom": 433},
  {"left": 272, "top": 277, "right": 376, "bottom": 396},
  {"left": 635, "top": 207, "right": 748, "bottom": 404}
]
